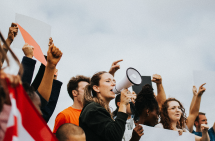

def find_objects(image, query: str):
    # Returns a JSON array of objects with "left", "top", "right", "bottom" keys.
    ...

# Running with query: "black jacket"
[{"left": 79, "top": 102, "right": 128, "bottom": 141}]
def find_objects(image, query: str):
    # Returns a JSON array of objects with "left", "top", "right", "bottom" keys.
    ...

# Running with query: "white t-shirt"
[
  {"left": 122, "top": 118, "right": 135, "bottom": 141},
  {"left": 155, "top": 123, "right": 189, "bottom": 132}
]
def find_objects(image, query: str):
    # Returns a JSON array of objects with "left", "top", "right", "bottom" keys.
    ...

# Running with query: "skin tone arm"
[
  {"left": 151, "top": 74, "right": 166, "bottom": 109},
  {"left": 1, "top": 23, "right": 18, "bottom": 63},
  {"left": 118, "top": 89, "right": 132, "bottom": 113},
  {"left": 37, "top": 38, "right": 62, "bottom": 101},
  {"left": 108, "top": 59, "right": 123, "bottom": 77},
  {"left": 189, "top": 86, "right": 198, "bottom": 113},
  {"left": 130, "top": 123, "right": 144, "bottom": 141},
  {"left": 195, "top": 124, "right": 210, "bottom": 141},
  {"left": 186, "top": 83, "right": 206, "bottom": 132}
]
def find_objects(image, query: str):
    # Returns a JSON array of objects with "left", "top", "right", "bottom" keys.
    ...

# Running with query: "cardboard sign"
[
  {"left": 13, "top": 14, "right": 51, "bottom": 65},
  {"left": 140, "top": 125, "right": 195, "bottom": 141}
]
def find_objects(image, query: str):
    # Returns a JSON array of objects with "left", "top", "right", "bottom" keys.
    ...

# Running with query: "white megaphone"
[{"left": 112, "top": 67, "right": 142, "bottom": 94}]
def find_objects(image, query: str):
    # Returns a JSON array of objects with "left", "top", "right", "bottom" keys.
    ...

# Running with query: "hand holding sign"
[
  {"left": 7, "top": 23, "right": 18, "bottom": 43},
  {"left": 130, "top": 123, "right": 144, "bottom": 141}
]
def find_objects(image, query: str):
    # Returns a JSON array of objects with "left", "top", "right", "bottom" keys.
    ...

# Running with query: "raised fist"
[
  {"left": 152, "top": 74, "right": 162, "bottom": 84},
  {"left": 22, "top": 43, "right": 34, "bottom": 58},
  {"left": 7, "top": 23, "right": 18, "bottom": 42}
]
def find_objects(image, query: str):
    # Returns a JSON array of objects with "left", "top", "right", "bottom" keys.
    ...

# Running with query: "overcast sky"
[{"left": 1, "top": 0, "right": 215, "bottom": 130}]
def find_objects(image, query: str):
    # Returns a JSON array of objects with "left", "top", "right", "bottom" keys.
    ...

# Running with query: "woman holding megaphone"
[{"left": 79, "top": 71, "right": 133, "bottom": 141}]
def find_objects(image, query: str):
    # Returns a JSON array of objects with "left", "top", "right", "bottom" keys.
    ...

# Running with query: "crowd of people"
[{"left": 0, "top": 23, "right": 214, "bottom": 141}]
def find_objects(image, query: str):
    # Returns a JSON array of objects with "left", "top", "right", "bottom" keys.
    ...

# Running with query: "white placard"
[
  {"left": 140, "top": 125, "right": 195, "bottom": 141},
  {"left": 13, "top": 13, "right": 51, "bottom": 55}
]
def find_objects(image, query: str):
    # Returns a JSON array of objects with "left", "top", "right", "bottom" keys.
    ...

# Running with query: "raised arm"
[
  {"left": 21, "top": 43, "right": 35, "bottom": 84},
  {"left": 108, "top": 59, "right": 123, "bottom": 77},
  {"left": 186, "top": 83, "right": 206, "bottom": 132},
  {"left": 189, "top": 86, "right": 198, "bottom": 112},
  {"left": 1, "top": 23, "right": 18, "bottom": 63},
  {"left": 151, "top": 74, "right": 166, "bottom": 109},
  {"left": 37, "top": 39, "right": 62, "bottom": 101}
]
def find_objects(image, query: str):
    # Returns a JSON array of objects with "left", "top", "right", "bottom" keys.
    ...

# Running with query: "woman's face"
[
  {"left": 143, "top": 109, "right": 159, "bottom": 127},
  {"left": 94, "top": 73, "right": 116, "bottom": 102},
  {"left": 167, "top": 101, "right": 182, "bottom": 122}
]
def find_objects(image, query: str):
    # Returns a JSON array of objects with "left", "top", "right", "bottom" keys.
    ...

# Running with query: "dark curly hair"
[
  {"left": 134, "top": 84, "right": 159, "bottom": 121},
  {"left": 67, "top": 75, "right": 90, "bottom": 100},
  {"left": 160, "top": 98, "right": 187, "bottom": 130}
]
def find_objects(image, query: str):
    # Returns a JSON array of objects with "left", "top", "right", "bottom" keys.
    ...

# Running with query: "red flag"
[{"left": 3, "top": 79, "right": 57, "bottom": 141}]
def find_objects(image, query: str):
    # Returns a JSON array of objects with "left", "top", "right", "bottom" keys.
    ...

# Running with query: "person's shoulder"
[
  {"left": 154, "top": 123, "right": 164, "bottom": 128},
  {"left": 59, "top": 107, "right": 77, "bottom": 115},
  {"left": 81, "top": 102, "right": 107, "bottom": 116},
  {"left": 85, "top": 102, "right": 104, "bottom": 110}
]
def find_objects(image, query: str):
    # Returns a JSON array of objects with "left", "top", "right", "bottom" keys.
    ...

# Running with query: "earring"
[{"left": 147, "top": 113, "right": 149, "bottom": 117}]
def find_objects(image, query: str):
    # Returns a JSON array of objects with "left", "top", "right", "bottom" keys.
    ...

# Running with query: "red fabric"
[{"left": 3, "top": 79, "right": 57, "bottom": 141}]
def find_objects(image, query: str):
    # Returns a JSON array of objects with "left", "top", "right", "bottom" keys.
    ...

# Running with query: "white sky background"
[{"left": 0, "top": 0, "right": 215, "bottom": 130}]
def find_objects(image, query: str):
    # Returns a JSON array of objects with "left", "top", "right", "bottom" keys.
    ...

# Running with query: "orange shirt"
[{"left": 53, "top": 106, "right": 82, "bottom": 133}]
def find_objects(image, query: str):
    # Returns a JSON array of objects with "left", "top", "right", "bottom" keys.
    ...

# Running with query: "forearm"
[
  {"left": 1, "top": 39, "right": 12, "bottom": 63},
  {"left": 186, "top": 95, "right": 202, "bottom": 131},
  {"left": 21, "top": 56, "right": 36, "bottom": 84},
  {"left": 118, "top": 103, "right": 127, "bottom": 113},
  {"left": 201, "top": 131, "right": 210, "bottom": 141},
  {"left": 190, "top": 95, "right": 201, "bottom": 115},
  {"left": 156, "top": 84, "right": 166, "bottom": 108},
  {"left": 37, "top": 63, "right": 55, "bottom": 101},
  {"left": 189, "top": 95, "right": 197, "bottom": 114}
]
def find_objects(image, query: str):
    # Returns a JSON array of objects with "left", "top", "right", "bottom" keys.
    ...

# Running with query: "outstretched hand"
[
  {"left": 109, "top": 59, "right": 123, "bottom": 76},
  {"left": 130, "top": 123, "right": 144, "bottom": 141},
  {"left": 151, "top": 74, "right": 162, "bottom": 84},
  {"left": 197, "top": 83, "right": 206, "bottom": 96},
  {"left": 7, "top": 23, "right": 18, "bottom": 43}
]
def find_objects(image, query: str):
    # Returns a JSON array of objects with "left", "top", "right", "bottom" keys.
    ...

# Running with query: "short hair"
[
  {"left": 56, "top": 123, "right": 85, "bottom": 141},
  {"left": 194, "top": 112, "right": 206, "bottom": 127},
  {"left": 67, "top": 75, "right": 90, "bottom": 100}
]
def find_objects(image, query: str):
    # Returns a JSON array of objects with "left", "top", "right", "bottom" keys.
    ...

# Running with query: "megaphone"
[{"left": 113, "top": 67, "right": 142, "bottom": 94}]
